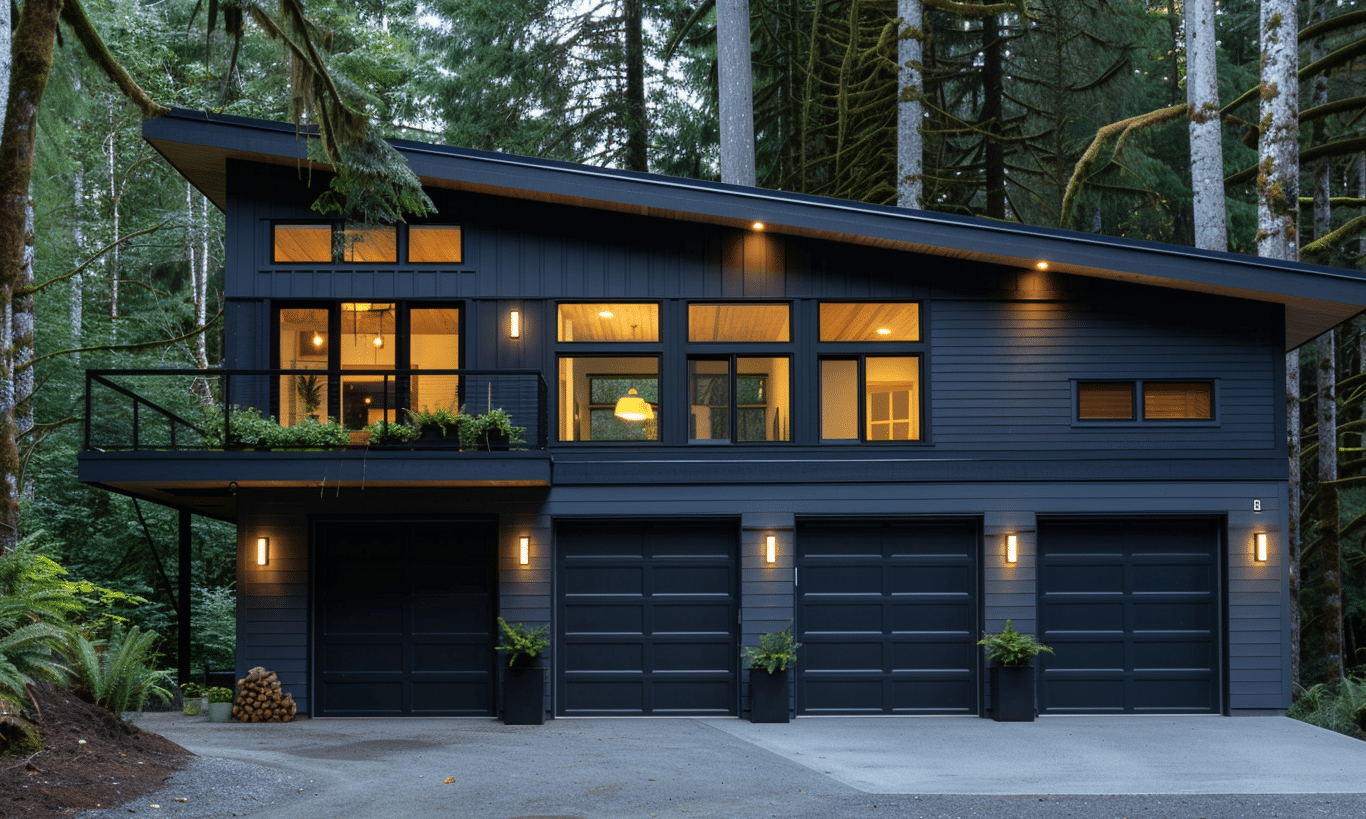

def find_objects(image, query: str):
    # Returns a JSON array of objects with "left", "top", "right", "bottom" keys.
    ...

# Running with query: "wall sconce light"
[
  {"left": 510, "top": 310, "right": 521, "bottom": 338},
  {"left": 519, "top": 536, "right": 530, "bottom": 565},
  {"left": 1006, "top": 534, "right": 1018, "bottom": 564},
  {"left": 766, "top": 535, "right": 777, "bottom": 564},
  {"left": 1255, "top": 532, "right": 1268, "bottom": 563},
  {"left": 256, "top": 537, "right": 269, "bottom": 566}
]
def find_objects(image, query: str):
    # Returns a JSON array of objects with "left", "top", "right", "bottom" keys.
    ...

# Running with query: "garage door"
[
  {"left": 557, "top": 520, "right": 737, "bottom": 716},
  {"left": 1038, "top": 518, "right": 1221, "bottom": 714},
  {"left": 314, "top": 520, "right": 496, "bottom": 716},
  {"left": 797, "top": 519, "right": 979, "bottom": 714}
]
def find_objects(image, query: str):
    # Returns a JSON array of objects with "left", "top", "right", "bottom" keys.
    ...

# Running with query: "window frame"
[
  {"left": 556, "top": 355, "right": 663, "bottom": 444},
  {"left": 270, "top": 222, "right": 464, "bottom": 265},
  {"left": 686, "top": 355, "right": 791, "bottom": 444},
  {"left": 1072, "top": 378, "right": 1219, "bottom": 426},
  {"left": 817, "top": 354, "right": 925, "bottom": 444}
]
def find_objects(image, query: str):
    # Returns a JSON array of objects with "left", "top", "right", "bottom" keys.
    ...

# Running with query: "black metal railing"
[{"left": 84, "top": 368, "right": 549, "bottom": 452}]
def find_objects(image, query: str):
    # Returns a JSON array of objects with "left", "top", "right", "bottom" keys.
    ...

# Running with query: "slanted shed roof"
[{"left": 145, "top": 108, "right": 1366, "bottom": 350}]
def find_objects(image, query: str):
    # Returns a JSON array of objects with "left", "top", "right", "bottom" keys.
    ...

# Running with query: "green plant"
[
  {"left": 495, "top": 617, "right": 550, "bottom": 667},
  {"left": 206, "top": 686, "right": 236, "bottom": 704},
  {"left": 203, "top": 406, "right": 351, "bottom": 449},
  {"left": 0, "top": 544, "right": 77, "bottom": 716},
  {"left": 363, "top": 419, "right": 421, "bottom": 444},
  {"left": 294, "top": 374, "right": 324, "bottom": 415},
  {"left": 743, "top": 629, "right": 801, "bottom": 674},
  {"left": 63, "top": 625, "right": 175, "bottom": 717},
  {"left": 460, "top": 409, "right": 527, "bottom": 450},
  {"left": 1288, "top": 678, "right": 1366, "bottom": 736},
  {"left": 977, "top": 620, "right": 1054, "bottom": 667},
  {"left": 180, "top": 682, "right": 206, "bottom": 699},
  {"left": 404, "top": 405, "right": 467, "bottom": 437}
]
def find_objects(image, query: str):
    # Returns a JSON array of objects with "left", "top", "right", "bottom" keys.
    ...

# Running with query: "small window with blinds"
[
  {"left": 1076, "top": 380, "right": 1215, "bottom": 423},
  {"left": 1077, "top": 382, "right": 1134, "bottom": 420},
  {"left": 1142, "top": 382, "right": 1213, "bottom": 420}
]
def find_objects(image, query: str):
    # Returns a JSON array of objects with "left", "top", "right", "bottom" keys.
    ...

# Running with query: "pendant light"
[{"left": 614, "top": 388, "right": 649, "bottom": 421}]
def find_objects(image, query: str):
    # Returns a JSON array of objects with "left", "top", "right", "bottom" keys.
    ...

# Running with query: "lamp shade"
[{"left": 615, "top": 388, "right": 650, "bottom": 421}]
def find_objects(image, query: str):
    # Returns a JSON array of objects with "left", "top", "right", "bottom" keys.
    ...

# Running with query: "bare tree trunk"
[
  {"left": 107, "top": 109, "right": 120, "bottom": 341},
  {"left": 623, "top": 0, "right": 647, "bottom": 173},
  {"left": 1256, "top": 0, "right": 1298, "bottom": 262},
  {"left": 897, "top": 0, "right": 923, "bottom": 209},
  {"left": 1358, "top": 153, "right": 1365, "bottom": 260},
  {"left": 981, "top": 15, "right": 1005, "bottom": 219},
  {"left": 1310, "top": 0, "right": 1330, "bottom": 248},
  {"left": 1317, "top": 331, "right": 1344, "bottom": 684},
  {"left": 71, "top": 94, "right": 84, "bottom": 366},
  {"left": 1186, "top": 0, "right": 1226, "bottom": 251},
  {"left": 197, "top": 193, "right": 210, "bottom": 371},
  {"left": 717, "top": 0, "right": 756, "bottom": 187},
  {"left": 13, "top": 186, "right": 33, "bottom": 456},
  {"left": 1287, "top": 348, "right": 1301, "bottom": 688}
]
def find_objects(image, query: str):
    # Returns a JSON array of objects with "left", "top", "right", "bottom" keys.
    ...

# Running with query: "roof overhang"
[{"left": 145, "top": 108, "right": 1366, "bottom": 350}]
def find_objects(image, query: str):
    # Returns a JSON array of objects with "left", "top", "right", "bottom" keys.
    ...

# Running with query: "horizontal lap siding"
[{"left": 930, "top": 298, "right": 1279, "bottom": 453}]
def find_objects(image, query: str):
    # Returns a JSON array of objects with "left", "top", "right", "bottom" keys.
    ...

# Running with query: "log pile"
[{"left": 232, "top": 666, "right": 297, "bottom": 722}]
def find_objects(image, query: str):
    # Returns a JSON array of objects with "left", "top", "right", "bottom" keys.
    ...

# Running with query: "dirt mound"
[{"left": 1, "top": 687, "right": 192, "bottom": 819}]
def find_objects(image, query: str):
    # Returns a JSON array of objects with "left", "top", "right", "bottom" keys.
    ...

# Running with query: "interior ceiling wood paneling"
[
  {"left": 688, "top": 304, "right": 790, "bottom": 342},
  {"left": 558, "top": 303, "right": 660, "bottom": 341},
  {"left": 819, "top": 303, "right": 921, "bottom": 342}
]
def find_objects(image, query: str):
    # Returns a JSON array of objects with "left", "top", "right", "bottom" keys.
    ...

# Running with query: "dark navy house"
[{"left": 78, "top": 109, "right": 1366, "bottom": 720}]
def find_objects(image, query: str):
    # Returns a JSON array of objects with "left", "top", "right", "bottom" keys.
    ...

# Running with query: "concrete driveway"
[{"left": 104, "top": 713, "right": 1366, "bottom": 819}]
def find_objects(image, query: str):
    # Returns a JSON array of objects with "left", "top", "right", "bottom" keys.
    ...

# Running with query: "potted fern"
[
  {"left": 978, "top": 619, "right": 1054, "bottom": 722},
  {"left": 294, "top": 374, "right": 324, "bottom": 420},
  {"left": 496, "top": 617, "right": 550, "bottom": 725},
  {"left": 743, "top": 628, "right": 800, "bottom": 723}
]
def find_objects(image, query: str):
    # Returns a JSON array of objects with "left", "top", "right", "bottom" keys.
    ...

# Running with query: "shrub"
[
  {"left": 206, "top": 686, "right": 235, "bottom": 704},
  {"left": 204, "top": 406, "right": 351, "bottom": 448},
  {"left": 404, "top": 405, "right": 466, "bottom": 437}
]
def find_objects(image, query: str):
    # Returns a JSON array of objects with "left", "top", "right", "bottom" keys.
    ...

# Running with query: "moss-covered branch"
[
  {"left": 61, "top": 0, "right": 169, "bottom": 119},
  {"left": 20, "top": 218, "right": 172, "bottom": 298}
]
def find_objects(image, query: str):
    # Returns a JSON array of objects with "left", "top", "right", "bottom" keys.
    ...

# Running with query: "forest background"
[{"left": 8, "top": 0, "right": 1366, "bottom": 698}]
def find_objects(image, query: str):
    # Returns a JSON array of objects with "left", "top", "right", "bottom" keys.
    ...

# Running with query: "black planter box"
[
  {"left": 989, "top": 665, "right": 1036, "bottom": 722},
  {"left": 502, "top": 665, "right": 546, "bottom": 725},
  {"left": 749, "top": 668, "right": 791, "bottom": 723}
]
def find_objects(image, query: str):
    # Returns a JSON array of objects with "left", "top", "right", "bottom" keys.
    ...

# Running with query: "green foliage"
[
  {"left": 460, "top": 409, "right": 527, "bottom": 450},
  {"left": 205, "top": 686, "right": 235, "bottom": 704},
  {"left": 495, "top": 617, "right": 550, "bottom": 668},
  {"left": 978, "top": 620, "right": 1054, "bottom": 667},
  {"left": 294, "top": 374, "right": 324, "bottom": 415},
  {"left": 204, "top": 406, "right": 351, "bottom": 449},
  {"left": 179, "top": 682, "right": 206, "bottom": 699},
  {"left": 743, "top": 628, "right": 801, "bottom": 674},
  {"left": 404, "top": 405, "right": 467, "bottom": 437},
  {"left": 190, "top": 586, "right": 236, "bottom": 675},
  {"left": 363, "top": 419, "right": 421, "bottom": 444},
  {"left": 62, "top": 625, "right": 174, "bottom": 717},
  {"left": 0, "top": 544, "right": 78, "bottom": 712},
  {"left": 1288, "top": 678, "right": 1366, "bottom": 737}
]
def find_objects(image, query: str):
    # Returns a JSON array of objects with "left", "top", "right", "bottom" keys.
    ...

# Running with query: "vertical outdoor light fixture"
[
  {"left": 766, "top": 534, "right": 777, "bottom": 564},
  {"left": 256, "top": 537, "right": 269, "bottom": 566},
  {"left": 1006, "top": 534, "right": 1018, "bottom": 564},
  {"left": 509, "top": 310, "right": 521, "bottom": 338},
  {"left": 519, "top": 536, "right": 530, "bottom": 565},
  {"left": 1255, "top": 532, "right": 1268, "bottom": 562}
]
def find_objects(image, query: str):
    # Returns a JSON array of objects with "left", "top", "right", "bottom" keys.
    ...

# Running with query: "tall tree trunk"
[
  {"left": 71, "top": 95, "right": 84, "bottom": 366},
  {"left": 717, "top": 0, "right": 756, "bottom": 186},
  {"left": 1317, "top": 331, "right": 1344, "bottom": 684},
  {"left": 107, "top": 110, "right": 120, "bottom": 341},
  {"left": 896, "top": 0, "right": 924, "bottom": 209},
  {"left": 0, "top": 0, "right": 62, "bottom": 545},
  {"left": 1310, "top": 0, "right": 1330, "bottom": 249},
  {"left": 981, "top": 15, "right": 1005, "bottom": 219},
  {"left": 13, "top": 186, "right": 34, "bottom": 477},
  {"left": 623, "top": 0, "right": 647, "bottom": 173},
  {"left": 1256, "top": 0, "right": 1298, "bottom": 261},
  {"left": 1287, "top": 348, "right": 1301, "bottom": 688},
  {"left": 197, "top": 193, "right": 210, "bottom": 371},
  {"left": 1185, "top": 0, "right": 1226, "bottom": 251}
]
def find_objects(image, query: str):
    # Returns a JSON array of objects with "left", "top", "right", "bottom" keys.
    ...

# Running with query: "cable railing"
[{"left": 84, "top": 368, "right": 549, "bottom": 452}]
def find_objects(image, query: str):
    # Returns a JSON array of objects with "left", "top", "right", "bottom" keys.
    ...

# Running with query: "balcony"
[{"left": 78, "top": 369, "right": 551, "bottom": 520}]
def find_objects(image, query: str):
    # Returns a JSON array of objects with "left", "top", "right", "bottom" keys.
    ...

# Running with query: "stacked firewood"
[{"left": 232, "top": 666, "right": 297, "bottom": 722}]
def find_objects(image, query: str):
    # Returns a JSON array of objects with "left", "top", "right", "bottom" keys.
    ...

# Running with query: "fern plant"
[
  {"left": 63, "top": 625, "right": 174, "bottom": 717},
  {"left": 743, "top": 629, "right": 801, "bottom": 674},
  {"left": 977, "top": 620, "right": 1054, "bottom": 667},
  {"left": 495, "top": 617, "right": 550, "bottom": 668}
]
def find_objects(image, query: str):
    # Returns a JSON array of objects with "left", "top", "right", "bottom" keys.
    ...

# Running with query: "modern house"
[{"left": 78, "top": 108, "right": 1366, "bottom": 720}]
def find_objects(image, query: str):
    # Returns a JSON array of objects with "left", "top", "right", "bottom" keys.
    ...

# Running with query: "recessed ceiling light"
[
  {"left": 1035, "top": 261, "right": 1049, "bottom": 270},
  {"left": 752, "top": 222, "right": 765, "bottom": 231},
  {"left": 876, "top": 328, "right": 892, "bottom": 335},
  {"left": 599, "top": 310, "right": 614, "bottom": 319}
]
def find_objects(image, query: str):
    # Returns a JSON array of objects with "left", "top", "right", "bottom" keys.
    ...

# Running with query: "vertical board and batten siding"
[
  {"left": 740, "top": 513, "right": 796, "bottom": 718},
  {"left": 234, "top": 493, "right": 310, "bottom": 712}
]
